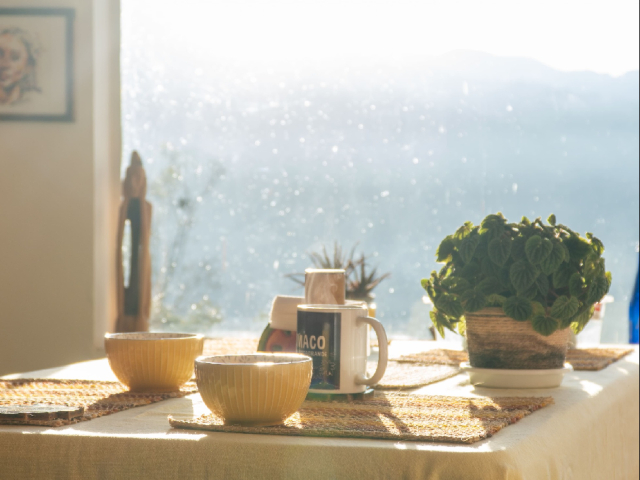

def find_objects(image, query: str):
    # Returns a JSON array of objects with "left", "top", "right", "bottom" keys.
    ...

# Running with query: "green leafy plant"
[
  {"left": 422, "top": 213, "right": 611, "bottom": 338},
  {"left": 287, "top": 242, "right": 391, "bottom": 303}
]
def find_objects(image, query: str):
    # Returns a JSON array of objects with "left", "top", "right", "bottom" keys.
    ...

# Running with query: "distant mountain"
[
  {"left": 429, "top": 50, "right": 561, "bottom": 83},
  {"left": 618, "top": 71, "right": 640, "bottom": 101},
  {"left": 425, "top": 51, "right": 639, "bottom": 94}
]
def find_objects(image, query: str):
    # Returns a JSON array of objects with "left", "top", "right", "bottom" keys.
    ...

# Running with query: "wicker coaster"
[
  {"left": 396, "top": 347, "right": 634, "bottom": 372},
  {"left": 169, "top": 391, "right": 553, "bottom": 444},
  {"left": 0, "top": 379, "right": 198, "bottom": 427}
]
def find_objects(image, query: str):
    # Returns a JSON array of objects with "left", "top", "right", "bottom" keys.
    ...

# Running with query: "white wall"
[{"left": 0, "top": 0, "right": 120, "bottom": 375}]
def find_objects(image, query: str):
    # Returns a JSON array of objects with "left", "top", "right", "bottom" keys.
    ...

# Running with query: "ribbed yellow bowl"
[
  {"left": 196, "top": 354, "right": 312, "bottom": 426},
  {"left": 105, "top": 333, "right": 204, "bottom": 392}
]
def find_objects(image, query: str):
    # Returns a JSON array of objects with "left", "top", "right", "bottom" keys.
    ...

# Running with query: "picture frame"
[{"left": 0, "top": 7, "right": 74, "bottom": 122}]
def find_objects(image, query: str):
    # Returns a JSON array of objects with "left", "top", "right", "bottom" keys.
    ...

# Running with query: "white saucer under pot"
[{"left": 460, "top": 363, "right": 573, "bottom": 389}]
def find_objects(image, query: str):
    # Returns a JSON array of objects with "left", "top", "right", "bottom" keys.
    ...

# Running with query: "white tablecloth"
[{"left": 1, "top": 343, "right": 638, "bottom": 480}]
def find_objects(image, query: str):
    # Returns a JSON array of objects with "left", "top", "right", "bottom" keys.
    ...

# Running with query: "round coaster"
[{"left": 305, "top": 388, "right": 375, "bottom": 402}]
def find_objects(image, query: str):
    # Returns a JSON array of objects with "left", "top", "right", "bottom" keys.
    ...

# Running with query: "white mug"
[{"left": 297, "top": 304, "right": 388, "bottom": 394}]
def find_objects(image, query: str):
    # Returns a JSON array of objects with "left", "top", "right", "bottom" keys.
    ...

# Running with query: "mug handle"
[{"left": 355, "top": 316, "right": 388, "bottom": 386}]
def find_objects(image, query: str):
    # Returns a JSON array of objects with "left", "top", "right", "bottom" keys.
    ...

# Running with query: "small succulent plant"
[
  {"left": 422, "top": 213, "right": 611, "bottom": 338},
  {"left": 346, "top": 253, "right": 391, "bottom": 303},
  {"left": 287, "top": 242, "right": 390, "bottom": 303}
]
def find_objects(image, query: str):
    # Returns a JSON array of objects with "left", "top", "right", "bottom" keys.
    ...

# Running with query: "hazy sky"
[{"left": 162, "top": 0, "right": 639, "bottom": 76}]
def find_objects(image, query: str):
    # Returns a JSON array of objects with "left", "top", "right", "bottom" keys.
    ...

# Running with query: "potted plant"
[
  {"left": 421, "top": 213, "right": 611, "bottom": 369},
  {"left": 287, "top": 242, "right": 391, "bottom": 311}
]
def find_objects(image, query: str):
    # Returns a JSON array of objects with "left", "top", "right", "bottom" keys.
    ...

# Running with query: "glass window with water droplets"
[{"left": 122, "top": 0, "right": 639, "bottom": 341}]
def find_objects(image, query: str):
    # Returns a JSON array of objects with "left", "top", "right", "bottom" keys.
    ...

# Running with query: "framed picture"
[{"left": 0, "top": 8, "right": 74, "bottom": 122}]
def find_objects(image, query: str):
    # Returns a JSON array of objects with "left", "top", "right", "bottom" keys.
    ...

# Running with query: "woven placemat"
[
  {"left": 203, "top": 337, "right": 259, "bottom": 356},
  {"left": 395, "top": 349, "right": 468, "bottom": 367},
  {"left": 566, "top": 348, "right": 635, "bottom": 371},
  {"left": 169, "top": 391, "right": 553, "bottom": 444},
  {"left": 396, "top": 347, "right": 634, "bottom": 372},
  {"left": 371, "top": 362, "right": 459, "bottom": 390},
  {"left": 0, "top": 379, "right": 197, "bottom": 427}
]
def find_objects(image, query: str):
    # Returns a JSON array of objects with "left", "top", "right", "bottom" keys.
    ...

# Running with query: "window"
[{"left": 122, "top": 0, "right": 639, "bottom": 341}]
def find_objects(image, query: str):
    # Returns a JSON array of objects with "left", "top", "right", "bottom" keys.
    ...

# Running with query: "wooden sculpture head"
[{"left": 123, "top": 151, "right": 147, "bottom": 199}]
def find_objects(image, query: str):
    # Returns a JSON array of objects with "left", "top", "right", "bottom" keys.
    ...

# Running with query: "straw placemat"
[
  {"left": 169, "top": 391, "right": 553, "bottom": 444},
  {"left": 396, "top": 347, "right": 634, "bottom": 371},
  {"left": 371, "top": 362, "right": 459, "bottom": 390},
  {"left": 0, "top": 379, "right": 198, "bottom": 427},
  {"left": 203, "top": 337, "right": 260, "bottom": 356},
  {"left": 395, "top": 349, "right": 468, "bottom": 367},
  {"left": 565, "top": 348, "right": 635, "bottom": 371}
]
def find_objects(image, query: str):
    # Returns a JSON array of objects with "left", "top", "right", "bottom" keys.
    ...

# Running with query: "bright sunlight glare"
[{"left": 126, "top": 0, "right": 640, "bottom": 76}]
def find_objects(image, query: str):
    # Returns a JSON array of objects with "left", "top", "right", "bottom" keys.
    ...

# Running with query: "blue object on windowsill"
[{"left": 630, "top": 257, "right": 639, "bottom": 344}]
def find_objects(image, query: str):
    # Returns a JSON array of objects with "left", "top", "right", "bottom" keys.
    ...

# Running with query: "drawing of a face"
[
  {"left": 0, "top": 30, "right": 36, "bottom": 104},
  {"left": 0, "top": 32, "right": 29, "bottom": 85}
]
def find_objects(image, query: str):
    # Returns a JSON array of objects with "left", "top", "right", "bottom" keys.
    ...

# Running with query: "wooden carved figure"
[{"left": 115, "top": 151, "right": 153, "bottom": 333}]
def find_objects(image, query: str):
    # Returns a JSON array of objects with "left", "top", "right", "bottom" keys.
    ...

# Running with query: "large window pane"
[{"left": 122, "top": 0, "right": 639, "bottom": 340}]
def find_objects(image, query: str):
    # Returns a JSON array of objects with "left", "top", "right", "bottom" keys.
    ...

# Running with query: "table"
[{"left": 1, "top": 343, "right": 638, "bottom": 480}]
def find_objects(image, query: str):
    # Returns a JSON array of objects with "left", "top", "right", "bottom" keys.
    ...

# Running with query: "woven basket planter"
[{"left": 465, "top": 308, "right": 570, "bottom": 370}]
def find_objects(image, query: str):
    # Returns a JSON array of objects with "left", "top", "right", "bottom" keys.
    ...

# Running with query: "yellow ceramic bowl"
[
  {"left": 195, "top": 353, "right": 312, "bottom": 426},
  {"left": 105, "top": 333, "right": 204, "bottom": 392}
]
